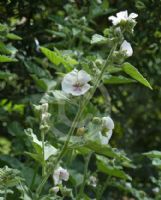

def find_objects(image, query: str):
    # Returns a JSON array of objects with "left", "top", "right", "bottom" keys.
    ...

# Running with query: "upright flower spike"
[
  {"left": 120, "top": 40, "right": 133, "bottom": 57},
  {"left": 62, "top": 69, "right": 91, "bottom": 96},
  {"left": 108, "top": 10, "right": 138, "bottom": 26},
  {"left": 53, "top": 166, "right": 69, "bottom": 185}
]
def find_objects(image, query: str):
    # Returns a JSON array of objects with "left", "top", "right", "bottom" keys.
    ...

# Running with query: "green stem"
[
  {"left": 97, "top": 176, "right": 110, "bottom": 200},
  {"left": 41, "top": 131, "right": 45, "bottom": 177},
  {"left": 77, "top": 153, "right": 92, "bottom": 199},
  {"left": 35, "top": 43, "right": 117, "bottom": 198}
]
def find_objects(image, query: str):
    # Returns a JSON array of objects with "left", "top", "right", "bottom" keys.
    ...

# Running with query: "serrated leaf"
[
  {"left": 0, "top": 55, "right": 17, "bottom": 62},
  {"left": 91, "top": 34, "right": 108, "bottom": 44},
  {"left": 122, "top": 62, "right": 152, "bottom": 89}
]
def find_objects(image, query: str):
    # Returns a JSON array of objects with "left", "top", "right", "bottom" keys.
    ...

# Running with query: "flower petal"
[
  {"left": 108, "top": 16, "right": 119, "bottom": 25},
  {"left": 129, "top": 13, "right": 138, "bottom": 19},
  {"left": 120, "top": 40, "right": 133, "bottom": 57},
  {"left": 102, "top": 116, "right": 114, "bottom": 130},
  {"left": 78, "top": 70, "right": 91, "bottom": 84},
  {"left": 116, "top": 10, "right": 128, "bottom": 20}
]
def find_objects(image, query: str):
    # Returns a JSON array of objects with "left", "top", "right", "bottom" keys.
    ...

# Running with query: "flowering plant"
[{"left": 0, "top": 2, "right": 154, "bottom": 200}]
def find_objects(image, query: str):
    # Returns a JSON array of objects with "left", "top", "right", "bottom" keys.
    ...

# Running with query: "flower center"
[{"left": 73, "top": 82, "right": 84, "bottom": 91}]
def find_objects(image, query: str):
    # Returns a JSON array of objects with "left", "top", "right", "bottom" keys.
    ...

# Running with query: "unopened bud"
[{"left": 76, "top": 127, "right": 85, "bottom": 136}]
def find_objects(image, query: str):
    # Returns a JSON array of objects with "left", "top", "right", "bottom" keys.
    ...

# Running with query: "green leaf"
[
  {"left": 143, "top": 150, "right": 161, "bottom": 159},
  {"left": 0, "top": 55, "right": 17, "bottom": 62},
  {"left": 103, "top": 75, "right": 136, "bottom": 84},
  {"left": 0, "top": 71, "right": 17, "bottom": 80},
  {"left": 6, "top": 33, "right": 22, "bottom": 40},
  {"left": 40, "top": 90, "right": 71, "bottom": 104},
  {"left": 107, "top": 66, "right": 122, "bottom": 74},
  {"left": 31, "top": 75, "right": 56, "bottom": 91},
  {"left": 96, "top": 156, "right": 132, "bottom": 180},
  {"left": 84, "top": 141, "right": 130, "bottom": 162},
  {"left": 91, "top": 34, "right": 108, "bottom": 44},
  {"left": 0, "top": 42, "right": 12, "bottom": 55},
  {"left": 122, "top": 62, "right": 152, "bottom": 89},
  {"left": 40, "top": 47, "right": 78, "bottom": 71},
  {"left": 25, "top": 129, "right": 57, "bottom": 162}
]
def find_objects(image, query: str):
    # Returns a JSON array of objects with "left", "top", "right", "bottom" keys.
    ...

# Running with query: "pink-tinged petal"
[
  {"left": 129, "top": 13, "right": 138, "bottom": 19},
  {"left": 61, "top": 69, "right": 91, "bottom": 96}
]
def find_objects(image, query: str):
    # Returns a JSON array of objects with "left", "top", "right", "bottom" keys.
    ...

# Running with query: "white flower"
[
  {"left": 53, "top": 167, "right": 69, "bottom": 185},
  {"left": 108, "top": 10, "right": 138, "bottom": 26},
  {"left": 120, "top": 40, "right": 133, "bottom": 57},
  {"left": 100, "top": 116, "right": 114, "bottom": 145},
  {"left": 102, "top": 116, "right": 114, "bottom": 130},
  {"left": 62, "top": 69, "right": 91, "bottom": 96}
]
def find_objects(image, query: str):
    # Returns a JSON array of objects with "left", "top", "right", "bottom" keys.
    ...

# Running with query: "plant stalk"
[{"left": 36, "top": 43, "right": 117, "bottom": 198}]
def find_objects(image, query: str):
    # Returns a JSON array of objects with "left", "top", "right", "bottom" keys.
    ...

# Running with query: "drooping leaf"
[{"left": 122, "top": 62, "right": 152, "bottom": 89}]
